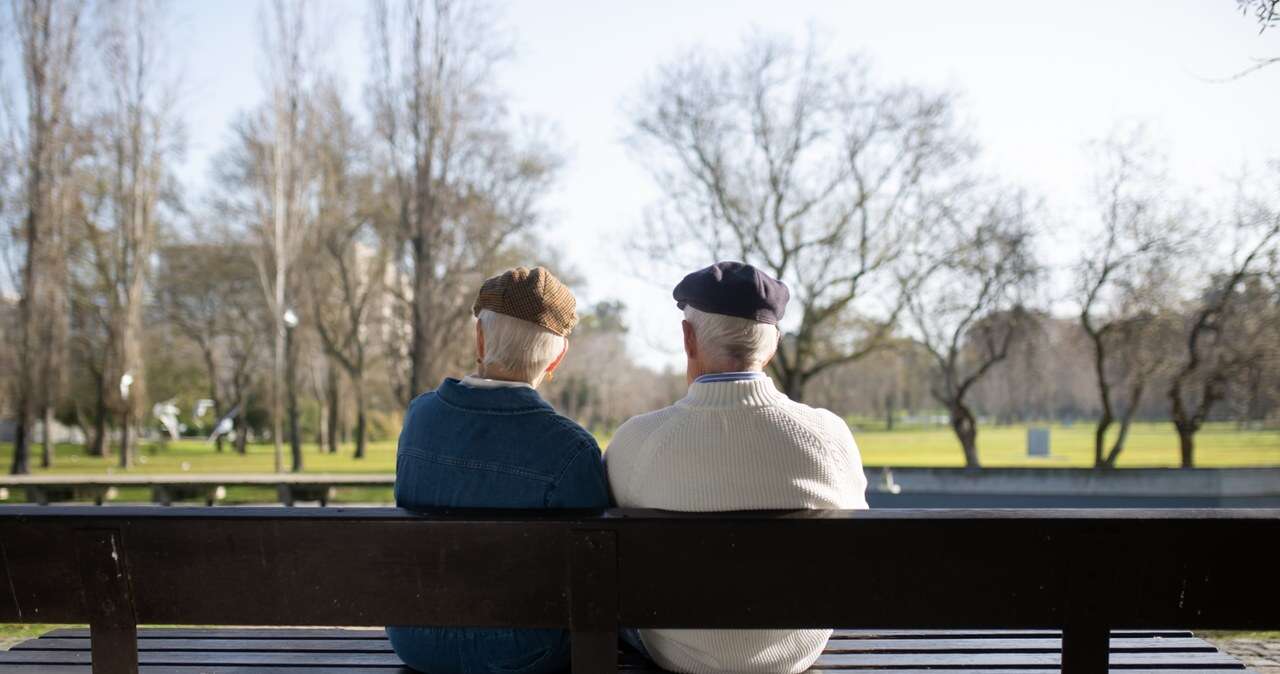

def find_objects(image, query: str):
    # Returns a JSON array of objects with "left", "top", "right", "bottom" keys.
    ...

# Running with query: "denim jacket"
[{"left": 387, "top": 377, "right": 608, "bottom": 674}]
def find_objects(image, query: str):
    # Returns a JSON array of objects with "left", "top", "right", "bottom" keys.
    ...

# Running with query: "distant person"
[
  {"left": 606, "top": 261, "right": 868, "bottom": 674},
  {"left": 386, "top": 266, "right": 608, "bottom": 674}
]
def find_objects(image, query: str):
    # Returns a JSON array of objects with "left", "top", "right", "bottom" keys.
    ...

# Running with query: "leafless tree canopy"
[
  {"left": 909, "top": 189, "right": 1041, "bottom": 467},
  {"left": 367, "top": 0, "right": 560, "bottom": 403},
  {"left": 627, "top": 33, "right": 974, "bottom": 401},
  {"left": 1076, "top": 127, "right": 1186, "bottom": 468}
]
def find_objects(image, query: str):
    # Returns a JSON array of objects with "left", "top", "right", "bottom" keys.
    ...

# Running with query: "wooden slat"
[
  {"left": 45, "top": 628, "right": 388, "bottom": 640},
  {"left": 829, "top": 629, "right": 1196, "bottom": 639},
  {"left": 811, "top": 651, "right": 1245, "bottom": 667},
  {"left": 14, "top": 638, "right": 397, "bottom": 652},
  {"left": 0, "top": 668, "right": 411, "bottom": 674},
  {"left": 15, "top": 636, "right": 1216, "bottom": 654},
  {"left": 0, "top": 651, "right": 407, "bottom": 665}
]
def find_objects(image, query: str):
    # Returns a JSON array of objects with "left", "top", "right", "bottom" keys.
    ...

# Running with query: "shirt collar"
[
  {"left": 460, "top": 374, "right": 534, "bottom": 390},
  {"left": 693, "top": 371, "right": 768, "bottom": 384}
]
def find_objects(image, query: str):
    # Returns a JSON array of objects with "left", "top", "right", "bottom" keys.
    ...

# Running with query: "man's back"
[
  {"left": 388, "top": 377, "right": 608, "bottom": 674},
  {"left": 606, "top": 376, "right": 867, "bottom": 674}
]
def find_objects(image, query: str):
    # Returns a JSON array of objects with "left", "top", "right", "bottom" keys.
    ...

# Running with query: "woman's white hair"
[
  {"left": 683, "top": 306, "right": 780, "bottom": 372},
  {"left": 477, "top": 309, "right": 566, "bottom": 383}
]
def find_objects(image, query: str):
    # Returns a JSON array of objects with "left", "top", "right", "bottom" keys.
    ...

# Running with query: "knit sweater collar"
[{"left": 679, "top": 376, "right": 789, "bottom": 408}]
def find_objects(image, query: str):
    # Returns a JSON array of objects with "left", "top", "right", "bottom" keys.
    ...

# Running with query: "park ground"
[{"left": 0, "top": 421, "right": 1276, "bottom": 505}]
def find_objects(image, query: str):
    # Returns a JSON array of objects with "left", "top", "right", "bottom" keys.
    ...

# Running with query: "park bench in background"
[
  {"left": 0, "top": 474, "right": 394, "bottom": 507},
  {"left": 0, "top": 507, "right": 1277, "bottom": 673}
]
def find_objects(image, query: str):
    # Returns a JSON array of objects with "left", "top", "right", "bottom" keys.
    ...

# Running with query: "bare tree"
[
  {"left": 1227, "top": 0, "right": 1280, "bottom": 77},
  {"left": 908, "top": 190, "right": 1040, "bottom": 467},
  {"left": 367, "top": 0, "right": 560, "bottom": 403},
  {"left": 626, "top": 32, "right": 973, "bottom": 401},
  {"left": 73, "top": 0, "right": 182, "bottom": 469},
  {"left": 1168, "top": 169, "right": 1280, "bottom": 467},
  {"left": 306, "top": 82, "right": 385, "bottom": 460},
  {"left": 1076, "top": 129, "right": 1185, "bottom": 468},
  {"left": 3, "top": 0, "right": 84, "bottom": 474}
]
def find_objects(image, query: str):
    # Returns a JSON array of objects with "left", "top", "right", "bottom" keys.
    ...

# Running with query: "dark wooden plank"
[
  {"left": 829, "top": 629, "right": 1196, "bottom": 639},
  {"left": 571, "top": 529, "right": 619, "bottom": 672},
  {"left": 821, "top": 637, "right": 1215, "bottom": 652},
  {"left": 0, "top": 668, "right": 412, "bottom": 674},
  {"left": 0, "top": 516, "right": 573, "bottom": 626},
  {"left": 17, "top": 636, "right": 1217, "bottom": 654},
  {"left": 75, "top": 529, "right": 138, "bottom": 674},
  {"left": 810, "top": 651, "right": 1245, "bottom": 667},
  {"left": 14, "top": 638, "right": 397, "bottom": 652},
  {"left": 0, "top": 651, "right": 407, "bottom": 665},
  {"left": 45, "top": 628, "right": 389, "bottom": 640}
]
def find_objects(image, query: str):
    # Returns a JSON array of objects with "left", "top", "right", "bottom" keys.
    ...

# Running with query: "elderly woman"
[{"left": 386, "top": 267, "right": 608, "bottom": 674}]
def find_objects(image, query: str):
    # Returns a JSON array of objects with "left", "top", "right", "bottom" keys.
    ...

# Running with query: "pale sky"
[{"left": 165, "top": 1, "right": 1280, "bottom": 369}]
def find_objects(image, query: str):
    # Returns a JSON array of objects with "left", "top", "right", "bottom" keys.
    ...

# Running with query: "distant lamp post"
[
  {"left": 119, "top": 372, "right": 135, "bottom": 469},
  {"left": 283, "top": 308, "right": 301, "bottom": 472}
]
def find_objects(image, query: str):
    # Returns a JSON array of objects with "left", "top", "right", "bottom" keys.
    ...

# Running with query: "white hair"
[
  {"left": 477, "top": 309, "right": 566, "bottom": 383},
  {"left": 683, "top": 306, "right": 780, "bottom": 372}
]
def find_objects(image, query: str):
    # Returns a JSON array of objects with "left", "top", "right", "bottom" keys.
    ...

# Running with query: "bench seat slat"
[
  {"left": 830, "top": 629, "right": 1196, "bottom": 639},
  {"left": 14, "top": 636, "right": 1216, "bottom": 654},
  {"left": 812, "top": 651, "right": 1245, "bottom": 667},
  {"left": 1, "top": 628, "right": 1250, "bottom": 673},
  {"left": 0, "top": 668, "right": 411, "bottom": 674},
  {"left": 14, "top": 638, "right": 397, "bottom": 652},
  {"left": 0, "top": 651, "right": 406, "bottom": 665},
  {"left": 44, "top": 628, "right": 389, "bottom": 640}
]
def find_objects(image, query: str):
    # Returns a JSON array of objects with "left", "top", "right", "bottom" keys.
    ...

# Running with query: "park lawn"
[
  {"left": 851, "top": 421, "right": 1280, "bottom": 468},
  {"left": 0, "top": 421, "right": 1276, "bottom": 504}
]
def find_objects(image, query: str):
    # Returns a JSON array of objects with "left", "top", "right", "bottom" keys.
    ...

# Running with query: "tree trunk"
[
  {"left": 234, "top": 415, "right": 248, "bottom": 455},
  {"left": 91, "top": 382, "right": 109, "bottom": 457},
  {"left": 353, "top": 375, "right": 366, "bottom": 460},
  {"left": 1177, "top": 426, "right": 1195, "bottom": 469},
  {"left": 118, "top": 410, "right": 132, "bottom": 469},
  {"left": 327, "top": 367, "right": 340, "bottom": 454},
  {"left": 885, "top": 394, "right": 895, "bottom": 431},
  {"left": 40, "top": 405, "right": 54, "bottom": 468},
  {"left": 949, "top": 402, "right": 980, "bottom": 468},
  {"left": 10, "top": 412, "right": 30, "bottom": 475},
  {"left": 1092, "top": 415, "right": 1112, "bottom": 468}
]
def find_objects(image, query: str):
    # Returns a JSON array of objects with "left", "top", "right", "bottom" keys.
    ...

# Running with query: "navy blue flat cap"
[{"left": 673, "top": 261, "right": 790, "bottom": 325}]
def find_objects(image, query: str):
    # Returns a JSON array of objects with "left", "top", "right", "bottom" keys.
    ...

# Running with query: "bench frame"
[{"left": 2, "top": 507, "right": 1278, "bottom": 674}]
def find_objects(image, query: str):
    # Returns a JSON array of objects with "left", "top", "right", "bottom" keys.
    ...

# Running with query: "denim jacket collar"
[{"left": 434, "top": 377, "right": 554, "bottom": 414}]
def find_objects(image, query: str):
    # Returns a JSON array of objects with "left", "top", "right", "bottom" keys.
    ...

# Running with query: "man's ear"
[
  {"left": 546, "top": 338, "right": 569, "bottom": 375},
  {"left": 682, "top": 320, "right": 697, "bottom": 360},
  {"left": 760, "top": 326, "right": 780, "bottom": 369},
  {"left": 475, "top": 321, "right": 485, "bottom": 362}
]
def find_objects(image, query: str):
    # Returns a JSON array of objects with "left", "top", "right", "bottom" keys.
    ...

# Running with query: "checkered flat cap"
[{"left": 472, "top": 266, "right": 578, "bottom": 336}]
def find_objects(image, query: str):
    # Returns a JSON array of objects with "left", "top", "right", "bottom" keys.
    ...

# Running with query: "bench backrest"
[{"left": 2, "top": 507, "right": 1278, "bottom": 673}]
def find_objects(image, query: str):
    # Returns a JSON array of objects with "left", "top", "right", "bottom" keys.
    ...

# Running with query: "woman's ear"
[{"left": 546, "top": 338, "right": 569, "bottom": 375}]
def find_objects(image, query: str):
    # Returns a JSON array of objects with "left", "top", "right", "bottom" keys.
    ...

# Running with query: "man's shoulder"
[
  {"left": 771, "top": 397, "right": 855, "bottom": 446},
  {"left": 609, "top": 404, "right": 683, "bottom": 451}
]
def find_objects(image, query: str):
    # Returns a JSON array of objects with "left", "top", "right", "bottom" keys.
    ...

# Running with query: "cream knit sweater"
[{"left": 605, "top": 376, "right": 868, "bottom": 674}]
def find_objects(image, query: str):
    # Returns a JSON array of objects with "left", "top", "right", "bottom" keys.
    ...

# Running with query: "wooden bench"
[
  {"left": 0, "top": 475, "right": 395, "bottom": 507},
  {"left": 1, "top": 507, "right": 1277, "bottom": 673}
]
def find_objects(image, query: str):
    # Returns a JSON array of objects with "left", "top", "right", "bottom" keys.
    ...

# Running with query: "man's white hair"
[
  {"left": 477, "top": 309, "right": 565, "bottom": 382},
  {"left": 683, "top": 306, "right": 780, "bottom": 372}
]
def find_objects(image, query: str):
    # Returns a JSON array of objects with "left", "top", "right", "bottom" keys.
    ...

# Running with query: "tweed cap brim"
[{"left": 472, "top": 266, "right": 578, "bottom": 337}]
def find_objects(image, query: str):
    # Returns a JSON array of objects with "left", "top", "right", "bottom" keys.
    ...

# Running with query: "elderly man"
[
  {"left": 387, "top": 266, "right": 608, "bottom": 674},
  {"left": 606, "top": 261, "right": 868, "bottom": 674}
]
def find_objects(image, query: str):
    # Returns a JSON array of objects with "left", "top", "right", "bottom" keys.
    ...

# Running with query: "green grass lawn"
[
  {"left": 852, "top": 421, "right": 1280, "bottom": 468},
  {"left": 0, "top": 421, "right": 1276, "bottom": 505}
]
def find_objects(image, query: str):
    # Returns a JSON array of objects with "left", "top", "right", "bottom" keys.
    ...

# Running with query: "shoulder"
[
  {"left": 775, "top": 397, "right": 857, "bottom": 452},
  {"left": 608, "top": 405, "right": 682, "bottom": 455}
]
